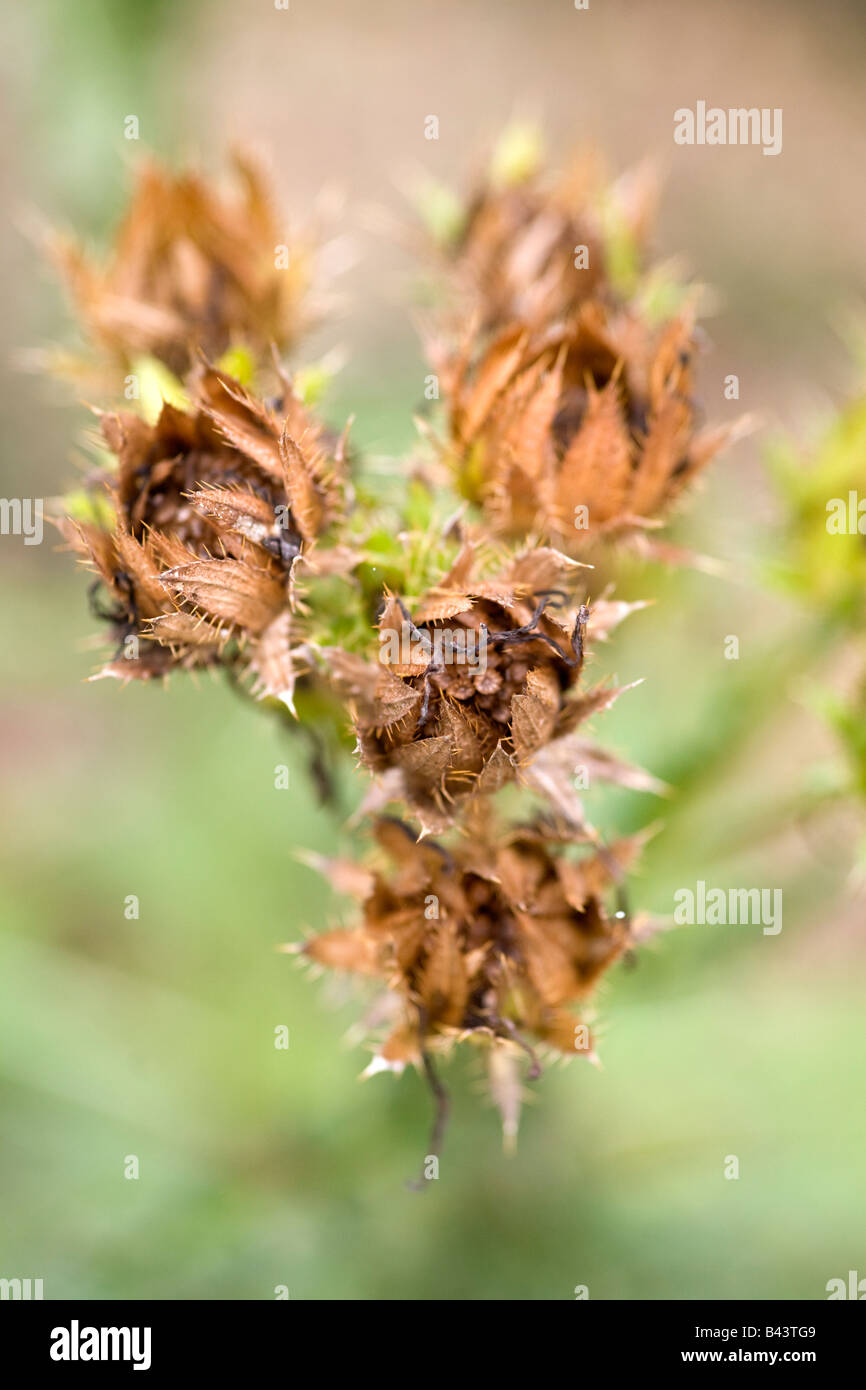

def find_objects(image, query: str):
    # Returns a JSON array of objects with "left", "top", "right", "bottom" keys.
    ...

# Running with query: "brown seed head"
[
  {"left": 58, "top": 367, "right": 345, "bottom": 697},
  {"left": 51, "top": 152, "right": 312, "bottom": 379},
  {"left": 300, "top": 816, "right": 644, "bottom": 1078}
]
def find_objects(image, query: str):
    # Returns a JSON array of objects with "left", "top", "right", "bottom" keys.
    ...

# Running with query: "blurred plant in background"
[{"left": 770, "top": 367, "right": 866, "bottom": 871}]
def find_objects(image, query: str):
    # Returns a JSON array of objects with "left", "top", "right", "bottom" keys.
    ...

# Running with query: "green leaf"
[
  {"left": 215, "top": 344, "right": 257, "bottom": 388},
  {"left": 130, "top": 354, "right": 189, "bottom": 423},
  {"left": 489, "top": 121, "right": 544, "bottom": 189},
  {"left": 412, "top": 175, "right": 465, "bottom": 248},
  {"left": 61, "top": 487, "right": 115, "bottom": 529}
]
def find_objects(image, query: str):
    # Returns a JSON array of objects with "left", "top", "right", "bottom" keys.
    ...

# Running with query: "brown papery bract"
[
  {"left": 422, "top": 149, "right": 742, "bottom": 563},
  {"left": 58, "top": 366, "right": 346, "bottom": 703},
  {"left": 50, "top": 152, "right": 312, "bottom": 380},
  {"left": 345, "top": 542, "right": 641, "bottom": 834},
  {"left": 434, "top": 303, "right": 738, "bottom": 557},
  {"left": 293, "top": 815, "right": 651, "bottom": 1149}
]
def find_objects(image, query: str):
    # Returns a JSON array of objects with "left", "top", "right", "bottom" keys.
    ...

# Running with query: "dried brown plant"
[{"left": 49, "top": 142, "right": 735, "bottom": 1161}]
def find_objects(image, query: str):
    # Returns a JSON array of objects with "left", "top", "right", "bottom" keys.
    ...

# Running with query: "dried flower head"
[
  {"left": 419, "top": 134, "right": 744, "bottom": 562},
  {"left": 293, "top": 815, "right": 647, "bottom": 1148},
  {"left": 422, "top": 126, "right": 657, "bottom": 337},
  {"left": 444, "top": 163, "right": 605, "bottom": 335},
  {"left": 346, "top": 542, "right": 638, "bottom": 832},
  {"left": 58, "top": 366, "right": 347, "bottom": 700},
  {"left": 432, "top": 302, "right": 737, "bottom": 556},
  {"left": 51, "top": 152, "right": 312, "bottom": 380}
]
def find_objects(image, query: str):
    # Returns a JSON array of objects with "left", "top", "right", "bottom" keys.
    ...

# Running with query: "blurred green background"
[{"left": 2, "top": 0, "right": 865, "bottom": 1300}]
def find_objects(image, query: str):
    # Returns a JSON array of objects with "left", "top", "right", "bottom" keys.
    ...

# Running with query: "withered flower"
[
  {"left": 51, "top": 152, "right": 312, "bottom": 379},
  {"left": 422, "top": 141, "right": 744, "bottom": 561},
  {"left": 443, "top": 160, "right": 606, "bottom": 334},
  {"left": 59, "top": 366, "right": 346, "bottom": 701},
  {"left": 347, "top": 543, "right": 637, "bottom": 832},
  {"left": 433, "top": 302, "right": 738, "bottom": 556},
  {"left": 425, "top": 132, "right": 657, "bottom": 338},
  {"left": 292, "top": 815, "right": 647, "bottom": 1148}
]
